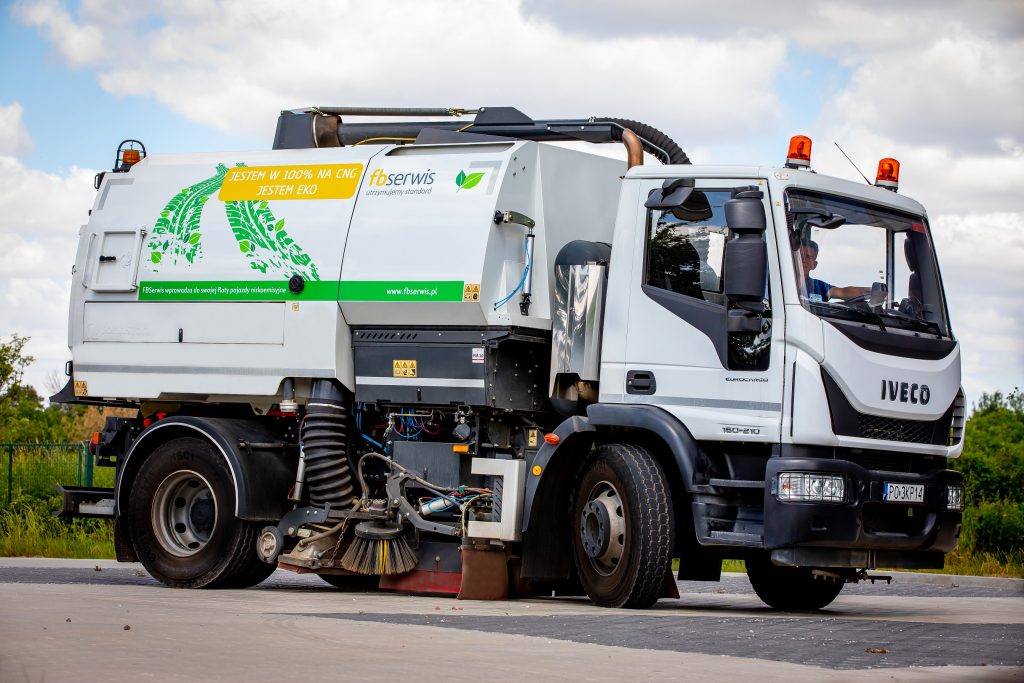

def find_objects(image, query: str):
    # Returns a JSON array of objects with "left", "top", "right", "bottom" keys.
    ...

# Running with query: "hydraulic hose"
[
  {"left": 301, "top": 402, "right": 355, "bottom": 514},
  {"left": 595, "top": 117, "right": 691, "bottom": 165}
]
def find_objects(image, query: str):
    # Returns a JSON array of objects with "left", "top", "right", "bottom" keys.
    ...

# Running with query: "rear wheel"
[
  {"left": 128, "top": 437, "right": 270, "bottom": 588},
  {"left": 745, "top": 554, "right": 845, "bottom": 610},
  {"left": 572, "top": 443, "right": 673, "bottom": 608}
]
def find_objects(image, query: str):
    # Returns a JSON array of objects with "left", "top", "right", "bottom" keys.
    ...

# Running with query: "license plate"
[{"left": 883, "top": 482, "right": 924, "bottom": 503}]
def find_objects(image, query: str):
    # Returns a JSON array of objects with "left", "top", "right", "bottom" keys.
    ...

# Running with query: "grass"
[
  {"left": 0, "top": 444, "right": 116, "bottom": 558},
  {"left": 928, "top": 548, "right": 1024, "bottom": 578},
  {"left": 0, "top": 502, "right": 114, "bottom": 559}
]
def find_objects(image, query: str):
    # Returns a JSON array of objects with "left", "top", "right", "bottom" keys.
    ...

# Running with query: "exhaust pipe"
[{"left": 622, "top": 128, "right": 643, "bottom": 169}]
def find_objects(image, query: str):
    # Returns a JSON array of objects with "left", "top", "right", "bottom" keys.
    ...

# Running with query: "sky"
[{"left": 1, "top": 0, "right": 1022, "bottom": 404}]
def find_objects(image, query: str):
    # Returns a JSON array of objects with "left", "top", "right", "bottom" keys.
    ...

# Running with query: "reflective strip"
[
  {"left": 356, "top": 376, "right": 486, "bottom": 388},
  {"left": 625, "top": 394, "right": 782, "bottom": 412},
  {"left": 75, "top": 364, "right": 335, "bottom": 377}
]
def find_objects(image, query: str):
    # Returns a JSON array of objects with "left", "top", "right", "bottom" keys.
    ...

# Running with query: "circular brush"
[{"left": 340, "top": 520, "right": 418, "bottom": 575}]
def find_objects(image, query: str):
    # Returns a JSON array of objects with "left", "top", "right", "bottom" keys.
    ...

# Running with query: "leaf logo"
[{"left": 455, "top": 170, "right": 484, "bottom": 191}]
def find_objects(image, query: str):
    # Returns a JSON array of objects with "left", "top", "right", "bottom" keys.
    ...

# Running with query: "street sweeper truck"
[{"left": 52, "top": 107, "right": 965, "bottom": 608}]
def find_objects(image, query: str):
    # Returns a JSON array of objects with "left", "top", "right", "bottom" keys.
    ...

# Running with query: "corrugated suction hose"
[
  {"left": 302, "top": 402, "right": 355, "bottom": 513},
  {"left": 597, "top": 117, "right": 691, "bottom": 165}
]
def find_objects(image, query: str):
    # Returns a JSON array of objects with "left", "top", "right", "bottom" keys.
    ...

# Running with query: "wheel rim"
[
  {"left": 578, "top": 480, "right": 625, "bottom": 576},
  {"left": 151, "top": 470, "right": 217, "bottom": 557}
]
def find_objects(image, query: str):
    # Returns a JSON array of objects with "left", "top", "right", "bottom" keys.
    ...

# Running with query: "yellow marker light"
[
  {"left": 532, "top": 465, "right": 542, "bottom": 476},
  {"left": 452, "top": 444, "right": 470, "bottom": 454}
]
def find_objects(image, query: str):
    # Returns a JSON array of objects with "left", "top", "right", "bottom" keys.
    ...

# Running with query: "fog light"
[
  {"left": 946, "top": 485, "right": 964, "bottom": 511},
  {"left": 775, "top": 472, "right": 846, "bottom": 503}
]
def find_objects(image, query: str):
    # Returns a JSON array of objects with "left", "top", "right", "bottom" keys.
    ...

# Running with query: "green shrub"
[
  {"left": 967, "top": 500, "right": 1024, "bottom": 555},
  {"left": 952, "top": 389, "right": 1024, "bottom": 561}
]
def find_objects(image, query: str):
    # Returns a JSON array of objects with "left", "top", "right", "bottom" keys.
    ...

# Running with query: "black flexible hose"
[
  {"left": 595, "top": 117, "right": 690, "bottom": 165},
  {"left": 302, "top": 402, "right": 355, "bottom": 513}
]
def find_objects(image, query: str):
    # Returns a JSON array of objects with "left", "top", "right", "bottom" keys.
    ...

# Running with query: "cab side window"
[{"left": 644, "top": 191, "right": 730, "bottom": 306}]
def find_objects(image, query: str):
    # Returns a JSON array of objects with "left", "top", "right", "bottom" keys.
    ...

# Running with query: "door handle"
[
  {"left": 626, "top": 370, "right": 656, "bottom": 395},
  {"left": 99, "top": 255, "right": 117, "bottom": 262}
]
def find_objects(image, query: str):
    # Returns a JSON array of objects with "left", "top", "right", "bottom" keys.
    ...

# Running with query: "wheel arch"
[
  {"left": 520, "top": 405, "right": 706, "bottom": 581},
  {"left": 116, "top": 416, "right": 295, "bottom": 522}
]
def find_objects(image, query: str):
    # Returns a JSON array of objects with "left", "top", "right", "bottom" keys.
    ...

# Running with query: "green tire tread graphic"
[
  {"left": 148, "top": 164, "right": 229, "bottom": 269},
  {"left": 224, "top": 198, "right": 320, "bottom": 281},
  {"left": 148, "top": 163, "right": 321, "bottom": 282}
]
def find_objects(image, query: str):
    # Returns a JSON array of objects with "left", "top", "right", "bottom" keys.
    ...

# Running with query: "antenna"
[{"left": 833, "top": 142, "right": 872, "bottom": 185}]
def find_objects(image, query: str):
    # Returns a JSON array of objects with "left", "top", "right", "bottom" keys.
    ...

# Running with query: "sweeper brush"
[{"left": 340, "top": 520, "right": 418, "bottom": 575}]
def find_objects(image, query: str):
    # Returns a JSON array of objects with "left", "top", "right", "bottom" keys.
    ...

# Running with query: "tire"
[
  {"left": 318, "top": 574, "right": 380, "bottom": 591},
  {"left": 745, "top": 554, "right": 845, "bottom": 610},
  {"left": 572, "top": 443, "right": 674, "bottom": 608},
  {"left": 127, "top": 437, "right": 270, "bottom": 589}
]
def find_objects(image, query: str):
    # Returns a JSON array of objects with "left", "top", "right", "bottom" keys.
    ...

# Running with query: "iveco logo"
[{"left": 881, "top": 380, "right": 930, "bottom": 405}]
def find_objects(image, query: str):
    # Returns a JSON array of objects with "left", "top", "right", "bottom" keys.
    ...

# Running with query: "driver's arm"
[{"left": 828, "top": 285, "right": 872, "bottom": 300}]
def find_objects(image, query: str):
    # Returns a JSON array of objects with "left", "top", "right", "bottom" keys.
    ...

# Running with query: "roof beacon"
[
  {"left": 785, "top": 135, "right": 812, "bottom": 170},
  {"left": 875, "top": 157, "right": 900, "bottom": 192}
]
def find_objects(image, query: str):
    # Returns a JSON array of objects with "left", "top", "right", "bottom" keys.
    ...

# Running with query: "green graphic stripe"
[
  {"left": 139, "top": 280, "right": 339, "bottom": 301},
  {"left": 338, "top": 280, "right": 464, "bottom": 301},
  {"left": 138, "top": 280, "right": 465, "bottom": 302}
]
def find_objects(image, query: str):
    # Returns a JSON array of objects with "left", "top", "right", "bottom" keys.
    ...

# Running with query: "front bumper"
[{"left": 764, "top": 457, "right": 962, "bottom": 559}]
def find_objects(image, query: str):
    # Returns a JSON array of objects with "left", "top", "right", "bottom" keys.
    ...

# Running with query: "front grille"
[
  {"left": 821, "top": 369, "right": 955, "bottom": 447},
  {"left": 857, "top": 413, "right": 936, "bottom": 444}
]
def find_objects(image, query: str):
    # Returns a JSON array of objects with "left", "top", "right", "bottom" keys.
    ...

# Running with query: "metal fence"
[{"left": 1, "top": 443, "right": 115, "bottom": 508}]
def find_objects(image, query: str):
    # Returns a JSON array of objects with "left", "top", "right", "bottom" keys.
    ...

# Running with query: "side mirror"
[
  {"left": 645, "top": 177, "right": 695, "bottom": 209},
  {"left": 724, "top": 238, "right": 767, "bottom": 306},
  {"left": 725, "top": 188, "right": 766, "bottom": 232},
  {"left": 724, "top": 188, "right": 767, "bottom": 310}
]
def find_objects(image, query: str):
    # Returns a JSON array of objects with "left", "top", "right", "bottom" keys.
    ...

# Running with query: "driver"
[{"left": 799, "top": 240, "right": 873, "bottom": 303}]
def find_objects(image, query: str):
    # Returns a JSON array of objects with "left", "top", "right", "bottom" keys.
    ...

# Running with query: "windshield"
[{"left": 786, "top": 189, "right": 950, "bottom": 337}]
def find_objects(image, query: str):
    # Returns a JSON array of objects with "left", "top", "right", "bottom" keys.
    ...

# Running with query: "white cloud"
[
  {"left": 0, "top": 103, "right": 33, "bottom": 157},
  {"left": 0, "top": 277, "right": 73, "bottom": 397},
  {"left": 18, "top": 0, "right": 789, "bottom": 146},
  {"left": 830, "top": 35, "right": 1024, "bottom": 153},
  {"left": 0, "top": 101, "right": 96, "bottom": 395},
  {"left": 13, "top": 0, "right": 104, "bottom": 66},
  {"left": 0, "top": 156, "right": 96, "bottom": 237},
  {"left": 929, "top": 212, "right": 1024, "bottom": 398}
]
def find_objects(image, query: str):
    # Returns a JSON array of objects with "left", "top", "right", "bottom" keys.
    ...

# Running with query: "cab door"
[{"left": 614, "top": 176, "right": 785, "bottom": 443}]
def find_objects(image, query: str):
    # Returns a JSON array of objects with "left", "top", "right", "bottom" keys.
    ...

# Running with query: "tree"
[
  {"left": 956, "top": 389, "right": 1024, "bottom": 555},
  {"left": 0, "top": 333, "right": 34, "bottom": 412}
]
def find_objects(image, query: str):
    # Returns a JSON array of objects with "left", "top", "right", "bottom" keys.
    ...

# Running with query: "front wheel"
[
  {"left": 572, "top": 443, "right": 674, "bottom": 608},
  {"left": 745, "top": 554, "right": 845, "bottom": 610},
  {"left": 127, "top": 437, "right": 270, "bottom": 589}
]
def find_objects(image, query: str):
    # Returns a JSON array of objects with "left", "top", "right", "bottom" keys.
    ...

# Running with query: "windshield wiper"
[
  {"left": 810, "top": 301, "right": 886, "bottom": 331},
  {"left": 877, "top": 310, "right": 943, "bottom": 336}
]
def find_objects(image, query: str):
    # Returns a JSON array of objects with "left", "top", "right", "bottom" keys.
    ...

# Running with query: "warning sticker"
[
  {"left": 73, "top": 380, "right": 88, "bottom": 397},
  {"left": 471, "top": 347, "right": 485, "bottom": 364},
  {"left": 393, "top": 360, "right": 417, "bottom": 378},
  {"left": 218, "top": 164, "right": 363, "bottom": 201},
  {"left": 462, "top": 283, "right": 481, "bottom": 302}
]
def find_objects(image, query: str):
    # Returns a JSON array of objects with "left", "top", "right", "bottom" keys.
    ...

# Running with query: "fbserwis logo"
[{"left": 455, "top": 170, "right": 485, "bottom": 191}]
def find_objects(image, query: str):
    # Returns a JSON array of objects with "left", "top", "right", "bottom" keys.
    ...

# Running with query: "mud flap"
[
  {"left": 661, "top": 567, "right": 680, "bottom": 599},
  {"left": 456, "top": 542, "right": 509, "bottom": 601}
]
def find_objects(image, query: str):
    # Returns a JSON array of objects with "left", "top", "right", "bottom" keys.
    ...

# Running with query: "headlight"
[
  {"left": 945, "top": 485, "right": 964, "bottom": 511},
  {"left": 775, "top": 472, "right": 846, "bottom": 503}
]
